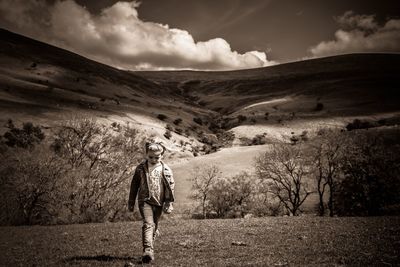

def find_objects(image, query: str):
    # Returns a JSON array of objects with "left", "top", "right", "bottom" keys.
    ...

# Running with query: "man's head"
[{"left": 145, "top": 142, "right": 165, "bottom": 165}]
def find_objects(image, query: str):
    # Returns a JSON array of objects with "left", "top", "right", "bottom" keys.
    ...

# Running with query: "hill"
[
  {"left": 0, "top": 216, "right": 399, "bottom": 266},
  {"left": 135, "top": 54, "right": 400, "bottom": 143},
  {"left": 1, "top": 29, "right": 400, "bottom": 162},
  {"left": 0, "top": 29, "right": 214, "bottom": 152},
  {"left": 135, "top": 54, "right": 400, "bottom": 115}
]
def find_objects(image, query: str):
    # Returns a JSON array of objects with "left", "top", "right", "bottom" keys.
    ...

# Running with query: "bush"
[
  {"left": 174, "top": 127, "right": 183, "bottom": 135},
  {"left": 0, "top": 146, "right": 66, "bottom": 225},
  {"left": 300, "top": 130, "right": 309, "bottom": 141},
  {"left": 315, "top": 102, "right": 324, "bottom": 111},
  {"left": 237, "top": 115, "right": 247, "bottom": 123},
  {"left": 252, "top": 134, "right": 267, "bottom": 145},
  {"left": 207, "top": 173, "right": 254, "bottom": 218},
  {"left": 164, "top": 130, "right": 172, "bottom": 140},
  {"left": 157, "top": 114, "right": 168, "bottom": 121},
  {"left": 193, "top": 117, "right": 203, "bottom": 125},
  {"left": 346, "top": 119, "right": 376, "bottom": 131},
  {"left": 290, "top": 134, "right": 300, "bottom": 145},
  {"left": 3, "top": 120, "right": 45, "bottom": 149},
  {"left": 173, "top": 118, "right": 183, "bottom": 125},
  {"left": 0, "top": 118, "right": 143, "bottom": 225}
]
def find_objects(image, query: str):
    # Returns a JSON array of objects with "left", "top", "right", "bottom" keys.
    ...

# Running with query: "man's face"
[{"left": 146, "top": 150, "right": 163, "bottom": 165}]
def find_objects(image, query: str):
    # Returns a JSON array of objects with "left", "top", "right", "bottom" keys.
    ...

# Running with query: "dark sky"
[
  {"left": 1, "top": 0, "right": 399, "bottom": 70},
  {"left": 76, "top": 0, "right": 400, "bottom": 62}
]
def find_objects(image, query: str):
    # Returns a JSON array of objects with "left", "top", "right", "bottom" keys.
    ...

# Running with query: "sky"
[{"left": 0, "top": 0, "right": 399, "bottom": 71}]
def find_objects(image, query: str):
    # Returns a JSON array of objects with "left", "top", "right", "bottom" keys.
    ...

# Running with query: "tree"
[
  {"left": 311, "top": 129, "right": 345, "bottom": 216},
  {"left": 51, "top": 118, "right": 142, "bottom": 223},
  {"left": 336, "top": 130, "right": 400, "bottom": 216},
  {"left": 190, "top": 165, "right": 220, "bottom": 219},
  {"left": 207, "top": 172, "right": 253, "bottom": 218},
  {"left": 255, "top": 143, "right": 312, "bottom": 216}
]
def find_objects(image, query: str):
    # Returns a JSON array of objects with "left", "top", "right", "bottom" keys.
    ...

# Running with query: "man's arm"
[{"left": 128, "top": 166, "right": 141, "bottom": 212}]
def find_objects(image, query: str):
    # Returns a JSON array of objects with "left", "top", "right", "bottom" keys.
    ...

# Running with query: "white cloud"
[
  {"left": 309, "top": 11, "right": 400, "bottom": 57},
  {"left": 0, "top": 0, "right": 274, "bottom": 70}
]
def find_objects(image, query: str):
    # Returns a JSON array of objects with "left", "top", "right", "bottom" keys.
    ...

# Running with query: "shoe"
[{"left": 142, "top": 248, "right": 154, "bottom": 263}]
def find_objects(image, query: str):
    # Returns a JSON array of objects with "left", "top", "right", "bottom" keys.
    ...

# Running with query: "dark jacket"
[{"left": 128, "top": 160, "right": 175, "bottom": 209}]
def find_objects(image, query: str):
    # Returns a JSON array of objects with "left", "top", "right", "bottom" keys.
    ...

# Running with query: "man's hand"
[
  {"left": 128, "top": 202, "right": 135, "bottom": 212},
  {"left": 163, "top": 202, "right": 173, "bottom": 214}
]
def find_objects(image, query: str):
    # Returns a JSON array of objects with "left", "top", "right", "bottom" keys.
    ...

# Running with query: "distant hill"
[{"left": 135, "top": 54, "right": 400, "bottom": 115}]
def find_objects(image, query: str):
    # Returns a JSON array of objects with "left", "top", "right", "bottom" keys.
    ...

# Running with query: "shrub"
[
  {"left": 3, "top": 120, "right": 45, "bottom": 149},
  {"left": 237, "top": 115, "right": 247, "bottom": 123},
  {"left": 193, "top": 117, "right": 203, "bottom": 125},
  {"left": 173, "top": 118, "right": 183, "bottom": 125},
  {"left": 252, "top": 134, "right": 267, "bottom": 145},
  {"left": 165, "top": 124, "right": 173, "bottom": 131},
  {"left": 174, "top": 127, "right": 183, "bottom": 135},
  {"left": 239, "top": 137, "right": 253, "bottom": 146},
  {"left": 300, "top": 130, "right": 309, "bottom": 141},
  {"left": 164, "top": 130, "right": 172, "bottom": 140},
  {"left": 216, "top": 131, "right": 235, "bottom": 147},
  {"left": 290, "top": 134, "right": 300, "bottom": 145},
  {"left": 0, "top": 146, "right": 66, "bottom": 225},
  {"left": 207, "top": 172, "right": 254, "bottom": 218},
  {"left": 315, "top": 102, "right": 324, "bottom": 111},
  {"left": 157, "top": 114, "right": 168, "bottom": 121},
  {"left": 184, "top": 128, "right": 191, "bottom": 137},
  {"left": 198, "top": 100, "right": 207, "bottom": 106},
  {"left": 0, "top": 118, "right": 143, "bottom": 225},
  {"left": 346, "top": 119, "right": 376, "bottom": 131}
]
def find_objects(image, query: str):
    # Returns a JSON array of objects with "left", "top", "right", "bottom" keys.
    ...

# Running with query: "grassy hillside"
[
  {"left": 1, "top": 216, "right": 399, "bottom": 266},
  {"left": 136, "top": 54, "right": 400, "bottom": 115},
  {"left": 0, "top": 29, "right": 214, "bottom": 152},
  {"left": 1, "top": 29, "right": 399, "bottom": 146},
  {"left": 170, "top": 144, "right": 271, "bottom": 211}
]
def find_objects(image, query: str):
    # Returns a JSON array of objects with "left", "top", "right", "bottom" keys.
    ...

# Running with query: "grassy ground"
[{"left": 1, "top": 216, "right": 399, "bottom": 266}]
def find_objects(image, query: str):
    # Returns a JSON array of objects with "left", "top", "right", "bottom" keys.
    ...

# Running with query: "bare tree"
[
  {"left": 52, "top": 118, "right": 142, "bottom": 223},
  {"left": 311, "top": 129, "right": 344, "bottom": 216},
  {"left": 255, "top": 143, "right": 312, "bottom": 216},
  {"left": 190, "top": 165, "right": 220, "bottom": 219}
]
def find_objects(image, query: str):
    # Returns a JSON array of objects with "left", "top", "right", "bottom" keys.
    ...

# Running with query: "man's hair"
[{"left": 145, "top": 142, "right": 165, "bottom": 155}]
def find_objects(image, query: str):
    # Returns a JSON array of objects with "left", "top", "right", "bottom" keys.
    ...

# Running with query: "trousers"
[{"left": 138, "top": 202, "right": 163, "bottom": 251}]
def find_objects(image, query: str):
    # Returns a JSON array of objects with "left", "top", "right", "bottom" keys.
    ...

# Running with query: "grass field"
[{"left": 1, "top": 216, "right": 399, "bottom": 266}]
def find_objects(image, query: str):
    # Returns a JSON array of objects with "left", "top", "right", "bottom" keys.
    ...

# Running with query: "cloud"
[
  {"left": 309, "top": 11, "right": 400, "bottom": 57},
  {"left": 0, "top": 0, "right": 274, "bottom": 70}
]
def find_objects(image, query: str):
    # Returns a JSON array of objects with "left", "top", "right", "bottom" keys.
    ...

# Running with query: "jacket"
[{"left": 128, "top": 160, "right": 175, "bottom": 209}]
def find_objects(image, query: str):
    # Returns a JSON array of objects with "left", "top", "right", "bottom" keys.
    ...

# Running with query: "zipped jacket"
[{"left": 128, "top": 160, "right": 175, "bottom": 209}]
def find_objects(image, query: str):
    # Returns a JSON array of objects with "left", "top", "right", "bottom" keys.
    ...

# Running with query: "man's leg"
[
  {"left": 138, "top": 202, "right": 155, "bottom": 255},
  {"left": 153, "top": 205, "right": 163, "bottom": 242}
]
